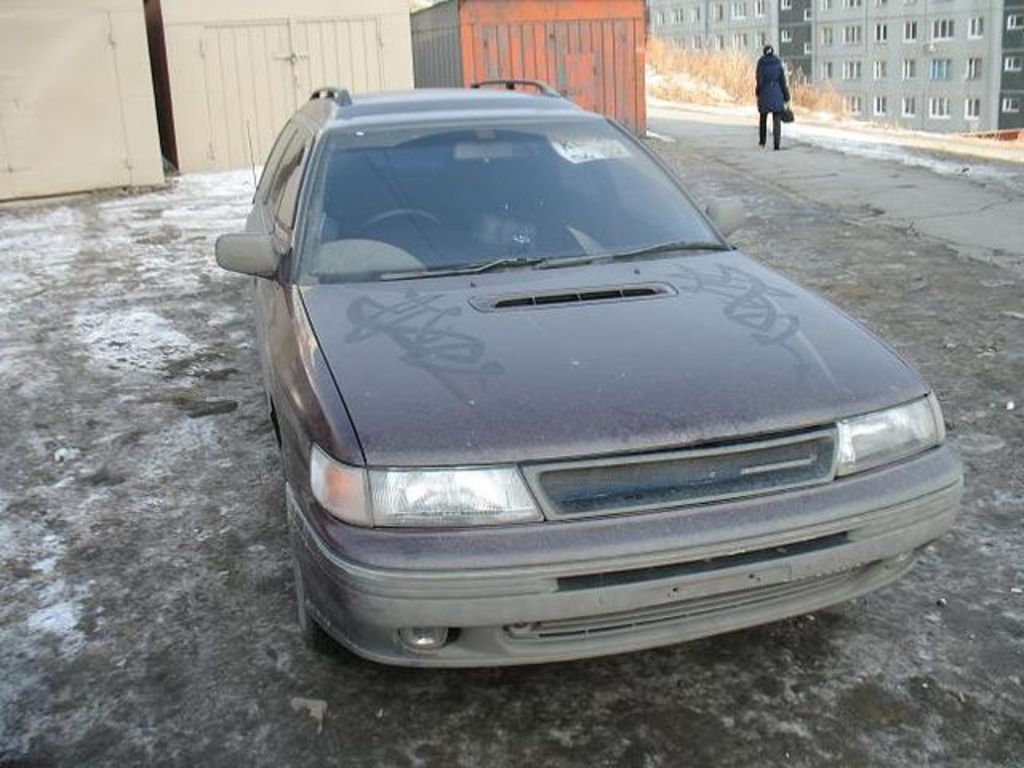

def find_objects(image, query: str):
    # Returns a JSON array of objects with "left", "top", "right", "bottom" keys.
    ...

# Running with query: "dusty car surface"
[{"left": 215, "top": 83, "right": 962, "bottom": 667}]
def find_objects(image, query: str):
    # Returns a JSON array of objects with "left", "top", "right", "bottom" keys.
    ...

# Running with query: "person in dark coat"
[{"left": 755, "top": 45, "right": 791, "bottom": 150}]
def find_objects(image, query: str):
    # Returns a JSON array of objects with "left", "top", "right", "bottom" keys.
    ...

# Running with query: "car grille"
[
  {"left": 504, "top": 568, "right": 863, "bottom": 642},
  {"left": 524, "top": 429, "right": 837, "bottom": 520}
]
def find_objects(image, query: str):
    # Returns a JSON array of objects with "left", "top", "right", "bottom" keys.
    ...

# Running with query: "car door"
[{"left": 252, "top": 121, "right": 316, "bottom": 457}]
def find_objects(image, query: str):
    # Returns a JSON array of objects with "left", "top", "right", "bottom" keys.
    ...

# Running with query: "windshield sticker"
[{"left": 549, "top": 137, "right": 630, "bottom": 164}]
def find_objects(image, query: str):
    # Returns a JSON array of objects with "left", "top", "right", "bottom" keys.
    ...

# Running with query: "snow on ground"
[
  {"left": 73, "top": 309, "right": 197, "bottom": 373},
  {"left": 0, "top": 169, "right": 257, "bottom": 754}
]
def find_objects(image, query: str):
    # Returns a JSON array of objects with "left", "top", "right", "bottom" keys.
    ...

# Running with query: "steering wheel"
[{"left": 360, "top": 208, "right": 441, "bottom": 232}]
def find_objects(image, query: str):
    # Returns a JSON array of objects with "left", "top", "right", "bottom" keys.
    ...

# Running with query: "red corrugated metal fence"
[{"left": 412, "top": 0, "right": 648, "bottom": 135}]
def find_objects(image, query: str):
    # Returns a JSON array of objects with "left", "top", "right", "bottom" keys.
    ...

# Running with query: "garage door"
[
  {"left": 0, "top": 2, "right": 163, "bottom": 200},
  {"left": 181, "top": 16, "right": 387, "bottom": 172}
]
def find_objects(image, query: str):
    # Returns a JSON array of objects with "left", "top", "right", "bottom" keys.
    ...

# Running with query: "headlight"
[
  {"left": 369, "top": 467, "right": 541, "bottom": 527},
  {"left": 310, "top": 446, "right": 542, "bottom": 527},
  {"left": 836, "top": 394, "right": 945, "bottom": 476}
]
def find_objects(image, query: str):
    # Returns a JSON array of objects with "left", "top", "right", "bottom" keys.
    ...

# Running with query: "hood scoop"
[{"left": 472, "top": 282, "right": 676, "bottom": 312}]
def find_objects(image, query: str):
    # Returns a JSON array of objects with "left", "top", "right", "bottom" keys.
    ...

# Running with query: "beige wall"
[
  {"left": 0, "top": 0, "right": 164, "bottom": 201},
  {"left": 160, "top": 0, "right": 415, "bottom": 172}
]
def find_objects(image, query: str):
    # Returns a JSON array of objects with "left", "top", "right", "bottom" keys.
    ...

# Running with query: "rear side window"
[
  {"left": 266, "top": 131, "right": 310, "bottom": 234},
  {"left": 256, "top": 124, "right": 295, "bottom": 202}
]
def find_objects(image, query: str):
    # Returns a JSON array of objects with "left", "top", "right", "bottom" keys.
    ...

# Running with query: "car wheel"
[{"left": 292, "top": 556, "right": 337, "bottom": 654}]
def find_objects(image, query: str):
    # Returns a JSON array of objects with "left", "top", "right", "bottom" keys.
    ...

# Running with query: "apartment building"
[
  {"left": 649, "top": 0, "right": 1022, "bottom": 131},
  {"left": 779, "top": 0, "right": 813, "bottom": 78},
  {"left": 649, "top": 0, "right": 778, "bottom": 59},
  {"left": 1003, "top": 0, "right": 1024, "bottom": 128},
  {"left": 815, "top": 0, "right": 1003, "bottom": 132}
]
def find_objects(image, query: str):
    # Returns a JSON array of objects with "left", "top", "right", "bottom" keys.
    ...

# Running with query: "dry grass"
[{"left": 647, "top": 37, "right": 843, "bottom": 115}]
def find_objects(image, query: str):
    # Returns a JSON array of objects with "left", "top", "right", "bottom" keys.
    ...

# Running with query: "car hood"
[{"left": 300, "top": 252, "right": 927, "bottom": 466}]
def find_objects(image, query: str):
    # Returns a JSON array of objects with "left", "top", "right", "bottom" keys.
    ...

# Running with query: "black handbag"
[{"left": 780, "top": 106, "right": 795, "bottom": 123}]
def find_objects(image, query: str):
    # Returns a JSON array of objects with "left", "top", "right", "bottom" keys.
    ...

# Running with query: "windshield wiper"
[
  {"left": 380, "top": 256, "right": 545, "bottom": 281},
  {"left": 539, "top": 240, "right": 732, "bottom": 270}
]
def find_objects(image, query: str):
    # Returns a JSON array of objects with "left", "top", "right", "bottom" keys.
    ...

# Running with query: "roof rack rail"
[
  {"left": 470, "top": 79, "right": 561, "bottom": 98},
  {"left": 309, "top": 86, "right": 353, "bottom": 107}
]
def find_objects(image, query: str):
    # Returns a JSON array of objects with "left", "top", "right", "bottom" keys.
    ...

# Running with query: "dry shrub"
[
  {"left": 648, "top": 37, "right": 843, "bottom": 116},
  {"left": 789, "top": 76, "right": 844, "bottom": 115}
]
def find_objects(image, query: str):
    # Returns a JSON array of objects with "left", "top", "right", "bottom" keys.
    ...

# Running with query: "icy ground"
[{"left": 0, "top": 130, "right": 1022, "bottom": 765}]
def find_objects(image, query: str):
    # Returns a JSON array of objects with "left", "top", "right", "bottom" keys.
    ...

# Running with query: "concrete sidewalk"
[{"left": 651, "top": 104, "right": 1024, "bottom": 274}]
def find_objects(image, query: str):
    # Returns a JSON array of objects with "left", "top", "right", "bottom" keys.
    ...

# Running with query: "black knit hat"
[{"left": 763, "top": 44, "right": 774, "bottom": 56}]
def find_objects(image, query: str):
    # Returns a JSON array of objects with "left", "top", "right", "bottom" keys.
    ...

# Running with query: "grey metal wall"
[{"left": 411, "top": 0, "right": 463, "bottom": 87}]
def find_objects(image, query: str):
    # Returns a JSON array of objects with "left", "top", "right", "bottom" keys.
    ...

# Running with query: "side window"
[
  {"left": 266, "top": 132, "right": 309, "bottom": 236},
  {"left": 256, "top": 124, "right": 296, "bottom": 202}
]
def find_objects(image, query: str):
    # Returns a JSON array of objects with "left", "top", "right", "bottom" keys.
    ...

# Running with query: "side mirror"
[
  {"left": 215, "top": 233, "right": 282, "bottom": 278},
  {"left": 705, "top": 198, "right": 746, "bottom": 238}
]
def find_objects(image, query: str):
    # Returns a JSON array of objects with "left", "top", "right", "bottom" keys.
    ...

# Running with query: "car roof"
[{"left": 298, "top": 88, "right": 593, "bottom": 132}]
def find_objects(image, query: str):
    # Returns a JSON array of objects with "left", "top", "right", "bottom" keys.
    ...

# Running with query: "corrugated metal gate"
[
  {"left": 158, "top": 0, "right": 413, "bottom": 173},
  {"left": 412, "top": 0, "right": 647, "bottom": 135},
  {"left": 0, "top": 1, "right": 163, "bottom": 200},
  {"left": 188, "top": 16, "right": 386, "bottom": 171}
]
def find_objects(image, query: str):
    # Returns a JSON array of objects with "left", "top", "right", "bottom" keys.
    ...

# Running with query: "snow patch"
[{"left": 74, "top": 308, "right": 196, "bottom": 372}]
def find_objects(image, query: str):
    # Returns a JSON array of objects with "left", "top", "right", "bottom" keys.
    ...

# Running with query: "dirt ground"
[{"left": 1, "top": 112, "right": 1022, "bottom": 767}]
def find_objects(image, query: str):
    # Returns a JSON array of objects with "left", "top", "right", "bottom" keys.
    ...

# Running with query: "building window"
[
  {"left": 691, "top": 6, "right": 702, "bottom": 22},
  {"left": 965, "top": 98, "right": 981, "bottom": 120},
  {"left": 758, "top": 31, "right": 768, "bottom": 47},
  {"left": 902, "top": 96, "right": 916, "bottom": 116},
  {"left": 845, "top": 96, "right": 863, "bottom": 114},
  {"left": 733, "top": 32, "right": 749, "bottom": 48},
  {"left": 929, "top": 97, "right": 950, "bottom": 118},
  {"left": 902, "top": 59, "right": 917, "bottom": 79},
  {"left": 654, "top": 11, "right": 665, "bottom": 25},
  {"left": 875, "top": 0, "right": 888, "bottom": 6},
  {"left": 716, "top": 34, "right": 725, "bottom": 49},
  {"left": 714, "top": 4, "right": 725, "bottom": 21},
  {"left": 822, "top": 61, "right": 834, "bottom": 78},
  {"left": 930, "top": 59, "right": 951, "bottom": 80},
  {"left": 822, "top": 27, "right": 834, "bottom": 45},
  {"left": 732, "top": 2, "right": 747, "bottom": 19},
  {"left": 804, "top": 8, "right": 812, "bottom": 20},
  {"left": 755, "top": 0, "right": 766, "bottom": 16},
  {"left": 844, "top": 0, "right": 863, "bottom": 8},
  {"left": 781, "top": 0, "right": 792, "bottom": 9},
  {"left": 874, "top": 60, "right": 887, "bottom": 79},
  {"left": 844, "top": 25, "right": 863, "bottom": 43},
  {"left": 874, "top": 96, "right": 888, "bottom": 115},
  {"left": 966, "top": 58, "right": 982, "bottom": 79},
  {"left": 843, "top": 60, "right": 863, "bottom": 79},
  {"left": 781, "top": 29, "right": 792, "bottom": 43},
  {"left": 804, "top": 42, "right": 814, "bottom": 54},
  {"left": 1005, "top": 56, "right": 1024, "bottom": 72},
  {"left": 968, "top": 17, "right": 984, "bottom": 38},
  {"left": 693, "top": 36, "right": 704, "bottom": 49},
  {"left": 875, "top": 24, "right": 888, "bottom": 42},
  {"left": 932, "top": 19, "right": 954, "bottom": 41},
  {"left": 1007, "top": 14, "right": 1023, "bottom": 31},
  {"left": 821, "top": 0, "right": 833, "bottom": 9},
  {"left": 903, "top": 21, "right": 918, "bottom": 41},
  {"left": 1003, "top": 97, "right": 1022, "bottom": 113},
  {"left": 673, "top": 8, "right": 685, "bottom": 23}
]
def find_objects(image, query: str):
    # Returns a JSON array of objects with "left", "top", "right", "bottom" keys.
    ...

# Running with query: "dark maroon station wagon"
[{"left": 215, "top": 83, "right": 962, "bottom": 666}]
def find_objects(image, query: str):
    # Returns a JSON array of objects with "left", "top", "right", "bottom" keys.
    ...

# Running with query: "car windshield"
[{"left": 298, "top": 118, "right": 720, "bottom": 283}]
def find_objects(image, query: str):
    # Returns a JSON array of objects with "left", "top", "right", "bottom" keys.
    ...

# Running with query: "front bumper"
[{"left": 288, "top": 444, "right": 962, "bottom": 667}]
